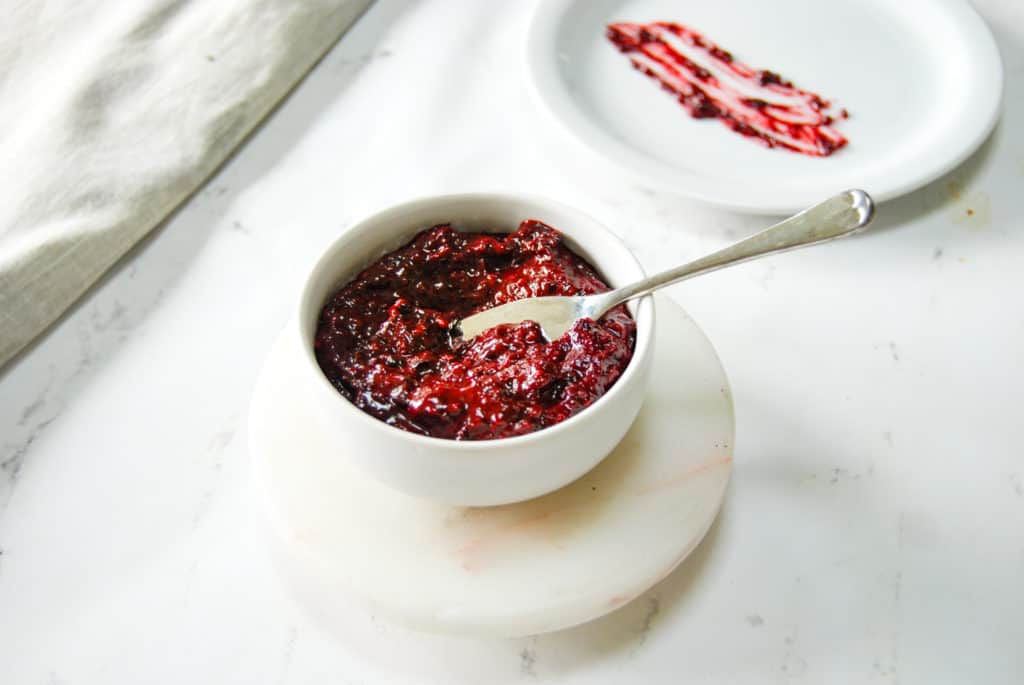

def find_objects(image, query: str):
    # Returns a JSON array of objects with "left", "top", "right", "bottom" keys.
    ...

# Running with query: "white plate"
[
  {"left": 249, "top": 296, "right": 734, "bottom": 637},
  {"left": 527, "top": 0, "right": 1003, "bottom": 213}
]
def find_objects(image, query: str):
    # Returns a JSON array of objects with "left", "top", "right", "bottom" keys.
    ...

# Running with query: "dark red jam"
[
  {"left": 607, "top": 21, "right": 849, "bottom": 157},
  {"left": 314, "top": 221, "right": 636, "bottom": 440}
]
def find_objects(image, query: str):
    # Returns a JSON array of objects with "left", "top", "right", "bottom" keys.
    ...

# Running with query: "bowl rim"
[{"left": 296, "top": 191, "right": 654, "bottom": 453}]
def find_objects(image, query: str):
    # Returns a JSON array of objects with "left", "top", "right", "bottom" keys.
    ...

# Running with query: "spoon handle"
[{"left": 600, "top": 189, "right": 874, "bottom": 311}]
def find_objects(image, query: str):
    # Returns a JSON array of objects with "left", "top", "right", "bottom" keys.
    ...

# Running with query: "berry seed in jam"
[
  {"left": 607, "top": 21, "right": 849, "bottom": 157},
  {"left": 314, "top": 221, "right": 636, "bottom": 440}
]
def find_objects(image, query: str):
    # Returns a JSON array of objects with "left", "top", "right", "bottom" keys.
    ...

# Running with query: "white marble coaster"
[{"left": 249, "top": 296, "right": 734, "bottom": 637}]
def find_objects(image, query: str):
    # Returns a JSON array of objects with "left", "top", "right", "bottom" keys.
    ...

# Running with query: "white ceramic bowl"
[{"left": 296, "top": 193, "right": 654, "bottom": 506}]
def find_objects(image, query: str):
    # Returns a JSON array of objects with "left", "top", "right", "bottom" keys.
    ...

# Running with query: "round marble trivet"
[{"left": 249, "top": 295, "right": 734, "bottom": 637}]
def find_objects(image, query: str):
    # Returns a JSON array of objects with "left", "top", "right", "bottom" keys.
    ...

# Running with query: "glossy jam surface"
[
  {"left": 314, "top": 221, "right": 636, "bottom": 440},
  {"left": 607, "top": 21, "right": 849, "bottom": 156}
]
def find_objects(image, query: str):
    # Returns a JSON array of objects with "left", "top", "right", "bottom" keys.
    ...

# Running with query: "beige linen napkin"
[{"left": 0, "top": 0, "right": 371, "bottom": 367}]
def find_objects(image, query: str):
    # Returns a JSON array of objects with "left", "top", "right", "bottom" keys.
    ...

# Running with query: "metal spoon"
[{"left": 456, "top": 189, "right": 874, "bottom": 341}]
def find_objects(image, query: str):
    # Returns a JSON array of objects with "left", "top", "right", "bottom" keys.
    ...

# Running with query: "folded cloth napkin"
[{"left": 0, "top": 0, "right": 371, "bottom": 367}]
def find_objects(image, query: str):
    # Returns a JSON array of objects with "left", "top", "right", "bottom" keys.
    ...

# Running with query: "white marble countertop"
[{"left": 2, "top": 1, "right": 1023, "bottom": 682}]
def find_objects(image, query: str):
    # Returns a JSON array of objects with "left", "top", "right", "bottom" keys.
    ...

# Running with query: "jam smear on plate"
[
  {"left": 607, "top": 21, "right": 849, "bottom": 156},
  {"left": 314, "top": 221, "right": 635, "bottom": 441}
]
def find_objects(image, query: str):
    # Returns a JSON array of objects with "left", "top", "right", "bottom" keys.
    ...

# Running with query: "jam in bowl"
[
  {"left": 296, "top": 194, "right": 654, "bottom": 506},
  {"left": 313, "top": 220, "right": 636, "bottom": 441}
]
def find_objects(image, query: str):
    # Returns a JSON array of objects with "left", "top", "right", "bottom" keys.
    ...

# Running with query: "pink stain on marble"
[
  {"left": 608, "top": 593, "right": 635, "bottom": 607},
  {"left": 452, "top": 452, "right": 731, "bottom": 572},
  {"left": 635, "top": 454, "right": 732, "bottom": 495},
  {"left": 456, "top": 510, "right": 557, "bottom": 572}
]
